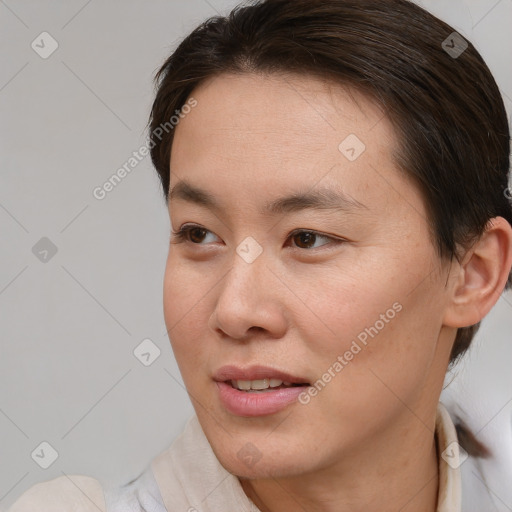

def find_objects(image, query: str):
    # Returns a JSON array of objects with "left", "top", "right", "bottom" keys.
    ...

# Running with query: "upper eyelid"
[{"left": 174, "top": 224, "right": 341, "bottom": 244}]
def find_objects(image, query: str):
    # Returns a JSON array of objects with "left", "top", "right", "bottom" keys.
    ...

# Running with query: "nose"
[{"left": 208, "top": 250, "right": 288, "bottom": 341}]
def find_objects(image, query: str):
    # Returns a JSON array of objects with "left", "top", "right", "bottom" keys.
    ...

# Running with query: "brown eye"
[
  {"left": 188, "top": 227, "right": 208, "bottom": 243},
  {"left": 172, "top": 225, "right": 342, "bottom": 251},
  {"left": 292, "top": 231, "right": 317, "bottom": 249},
  {"left": 289, "top": 230, "right": 333, "bottom": 250},
  {"left": 171, "top": 225, "right": 219, "bottom": 245}
]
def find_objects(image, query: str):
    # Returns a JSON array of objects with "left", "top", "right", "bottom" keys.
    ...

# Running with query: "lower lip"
[{"left": 216, "top": 381, "right": 308, "bottom": 417}]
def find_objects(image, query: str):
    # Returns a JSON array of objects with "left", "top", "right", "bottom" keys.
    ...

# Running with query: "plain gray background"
[{"left": 1, "top": 0, "right": 511, "bottom": 508}]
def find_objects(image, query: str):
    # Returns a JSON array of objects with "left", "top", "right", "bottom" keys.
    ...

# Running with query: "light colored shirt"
[{"left": 6, "top": 401, "right": 491, "bottom": 511}]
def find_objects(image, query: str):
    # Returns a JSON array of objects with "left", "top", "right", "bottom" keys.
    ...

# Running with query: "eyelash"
[{"left": 170, "top": 223, "right": 345, "bottom": 251}]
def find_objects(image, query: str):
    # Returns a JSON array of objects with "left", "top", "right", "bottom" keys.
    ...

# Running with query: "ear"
[{"left": 443, "top": 216, "right": 512, "bottom": 328}]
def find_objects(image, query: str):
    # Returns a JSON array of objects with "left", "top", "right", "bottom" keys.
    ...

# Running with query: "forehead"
[
  {"left": 172, "top": 71, "right": 392, "bottom": 152},
  {"left": 168, "top": 71, "right": 414, "bottom": 220}
]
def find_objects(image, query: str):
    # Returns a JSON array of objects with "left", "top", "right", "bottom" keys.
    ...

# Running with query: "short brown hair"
[{"left": 148, "top": 0, "right": 512, "bottom": 368}]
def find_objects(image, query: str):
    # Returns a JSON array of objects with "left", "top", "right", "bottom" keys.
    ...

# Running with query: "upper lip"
[{"left": 213, "top": 365, "right": 310, "bottom": 384}]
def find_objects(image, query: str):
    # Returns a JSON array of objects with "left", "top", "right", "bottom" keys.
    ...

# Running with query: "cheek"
[
  {"left": 163, "top": 251, "right": 214, "bottom": 322},
  {"left": 292, "top": 261, "right": 402, "bottom": 352},
  {"left": 163, "top": 255, "right": 214, "bottom": 367},
  {"left": 299, "top": 249, "right": 446, "bottom": 388},
  {"left": 317, "top": 288, "right": 445, "bottom": 420}
]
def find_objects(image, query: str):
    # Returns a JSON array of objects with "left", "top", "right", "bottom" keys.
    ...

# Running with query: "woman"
[{"left": 8, "top": 0, "right": 512, "bottom": 510}]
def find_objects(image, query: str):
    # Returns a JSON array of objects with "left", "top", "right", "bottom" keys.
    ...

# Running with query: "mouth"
[
  {"left": 228, "top": 379, "right": 308, "bottom": 392},
  {"left": 214, "top": 365, "right": 310, "bottom": 388},
  {"left": 213, "top": 365, "right": 311, "bottom": 416}
]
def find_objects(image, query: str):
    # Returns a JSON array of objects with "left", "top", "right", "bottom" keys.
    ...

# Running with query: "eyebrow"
[{"left": 169, "top": 180, "right": 368, "bottom": 215}]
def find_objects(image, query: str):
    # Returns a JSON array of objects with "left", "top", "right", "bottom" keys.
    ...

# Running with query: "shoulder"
[{"left": 7, "top": 475, "right": 106, "bottom": 512}]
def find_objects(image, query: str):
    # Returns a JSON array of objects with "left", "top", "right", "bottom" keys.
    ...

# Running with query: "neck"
[{"left": 240, "top": 409, "right": 440, "bottom": 512}]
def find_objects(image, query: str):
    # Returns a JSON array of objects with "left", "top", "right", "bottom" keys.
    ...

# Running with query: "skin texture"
[{"left": 162, "top": 72, "right": 512, "bottom": 512}]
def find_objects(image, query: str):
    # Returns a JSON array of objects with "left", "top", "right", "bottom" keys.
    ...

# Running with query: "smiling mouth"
[
  {"left": 229, "top": 379, "right": 309, "bottom": 392},
  {"left": 215, "top": 368, "right": 311, "bottom": 416}
]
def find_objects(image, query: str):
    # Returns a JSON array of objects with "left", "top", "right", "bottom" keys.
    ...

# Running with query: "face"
[{"left": 163, "top": 72, "right": 456, "bottom": 479}]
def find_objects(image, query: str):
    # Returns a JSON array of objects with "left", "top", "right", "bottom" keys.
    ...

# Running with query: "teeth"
[
  {"left": 232, "top": 378, "right": 286, "bottom": 391},
  {"left": 251, "top": 379, "right": 269, "bottom": 390},
  {"left": 236, "top": 380, "right": 252, "bottom": 390}
]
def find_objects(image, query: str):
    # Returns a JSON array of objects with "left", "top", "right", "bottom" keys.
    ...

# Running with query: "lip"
[
  {"left": 213, "top": 365, "right": 309, "bottom": 384},
  {"left": 213, "top": 365, "right": 310, "bottom": 417}
]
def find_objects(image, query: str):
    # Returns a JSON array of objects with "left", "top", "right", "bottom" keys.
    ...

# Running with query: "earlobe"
[{"left": 443, "top": 216, "right": 512, "bottom": 328}]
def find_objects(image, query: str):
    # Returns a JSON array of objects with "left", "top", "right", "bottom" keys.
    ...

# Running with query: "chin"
[
  {"left": 219, "top": 451, "right": 310, "bottom": 480},
  {"left": 206, "top": 429, "right": 316, "bottom": 480},
  {"left": 192, "top": 393, "right": 325, "bottom": 479}
]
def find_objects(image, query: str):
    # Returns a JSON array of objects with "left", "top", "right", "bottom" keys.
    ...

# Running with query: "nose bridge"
[
  {"left": 221, "top": 239, "right": 268, "bottom": 305},
  {"left": 210, "top": 240, "right": 287, "bottom": 339}
]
